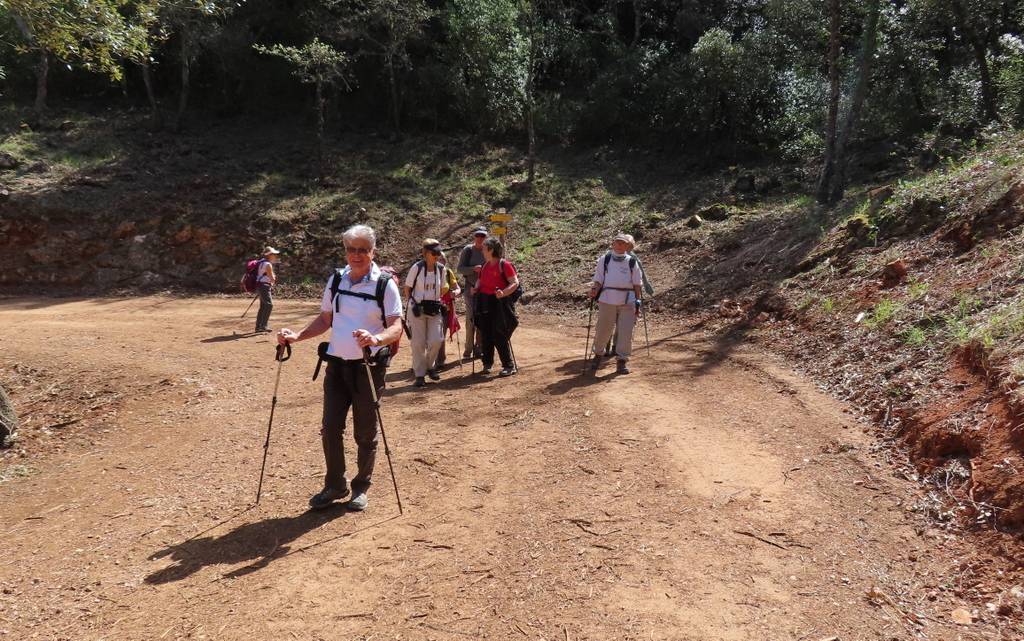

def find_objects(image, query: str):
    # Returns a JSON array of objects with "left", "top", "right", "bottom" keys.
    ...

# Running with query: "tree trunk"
[
  {"left": 141, "top": 62, "right": 161, "bottom": 126},
  {"left": 33, "top": 50, "right": 48, "bottom": 124},
  {"left": 633, "top": 0, "right": 643, "bottom": 46},
  {"left": 316, "top": 79, "right": 326, "bottom": 181},
  {"left": 950, "top": 0, "right": 999, "bottom": 123},
  {"left": 972, "top": 40, "right": 998, "bottom": 122},
  {"left": 816, "top": 0, "right": 841, "bottom": 205},
  {"left": 830, "top": 0, "right": 881, "bottom": 203},
  {"left": 387, "top": 55, "right": 401, "bottom": 133},
  {"left": 525, "top": 2, "right": 538, "bottom": 185},
  {"left": 175, "top": 31, "right": 191, "bottom": 131},
  {"left": 10, "top": 14, "right": 46, "bottom": 124}
]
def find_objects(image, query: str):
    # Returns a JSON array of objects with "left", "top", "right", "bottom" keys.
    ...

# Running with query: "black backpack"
[{"left": 498, "top": 259, "right": 523, "bottom": 304}]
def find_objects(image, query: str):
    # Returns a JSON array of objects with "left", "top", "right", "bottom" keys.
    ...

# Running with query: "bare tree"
[
  {"left": 816, "top": 0, "right": 841, "bottom": 205},
  {"left": 830, "top": 0, "right": 882, "bottom": 203}
]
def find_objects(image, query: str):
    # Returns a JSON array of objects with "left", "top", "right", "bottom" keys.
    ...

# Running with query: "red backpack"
[{"left": 241, "top": 258, "right": 266, "bottom": 293}]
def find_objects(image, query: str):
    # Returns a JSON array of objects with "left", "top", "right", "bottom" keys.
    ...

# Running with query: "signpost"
[{"left": 488, "top": 208, "right": 511, "bottom": 245}]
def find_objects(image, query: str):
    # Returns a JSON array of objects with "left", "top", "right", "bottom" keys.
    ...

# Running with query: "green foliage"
[
  {"left": 865, "top": 298, "right": 901, "bottom": 328},
  {"left": 901, "top": 326, "right": 927, "bottom": 346},
  {"left": 254, "top": 38, "right": 350, "bottom": 87},
  {"left": 997, "top": 34, "right": 1024, "bottom": 126},
  {"left": 2, "top": 0, "right": 155, "bottom": 79},
  {"left": 0, "top": 0, "right": 1019, "bottom": 164},
  {"left": 908, "top": 280, "right": 929, "bottom": 300}
]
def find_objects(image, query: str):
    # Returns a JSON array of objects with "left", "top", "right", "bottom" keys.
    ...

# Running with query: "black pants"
[
  {"left": 321, "top": 360, "right": 386, "bottom": 494},
  {"left": 255, "top": 284, "right": 273, "bottom": 331},
  {"left": 477, "top": 305, "right": 514, "bottom": 369}
]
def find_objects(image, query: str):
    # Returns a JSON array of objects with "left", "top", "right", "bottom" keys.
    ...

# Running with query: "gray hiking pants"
[
  {"left": 255, "top": 284, "right": 273, "bottom": 331},
  {"left": 592, "top": 302, "right": 636, "bottom": 361}
]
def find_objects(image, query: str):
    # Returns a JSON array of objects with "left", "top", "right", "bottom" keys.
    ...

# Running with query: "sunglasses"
[{"left": 345, "top": 245, "right": 372, "bottom": 255}]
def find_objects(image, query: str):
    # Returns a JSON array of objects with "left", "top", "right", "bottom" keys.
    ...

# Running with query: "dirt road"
[{"left": 0, "top": 297, "right": 1012, "bottom": 640}]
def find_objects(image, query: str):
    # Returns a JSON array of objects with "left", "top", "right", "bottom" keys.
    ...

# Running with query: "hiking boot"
[
  {"left": 427, "top": 369, "right": 441, "bottom": 381},
  {"left": 346, "top": 490, "right": 368, "bottom": 511},
  {"left": 480, "top": 363, "right": 493, "bottom": 374},
  {"left": 414, "top": 376, "right": 426, "bottom": 387},
  {"left": 498, "top": 366, "right": 517, "bottom": 377},
  {"left": 462, "top": 350, "right": 473, "bottom": 359},
  {"left": 616, "top": 359, "right": 630, "bottom": 374},
  {"left": 309, "top": 486, "right": 349, "bottom": 510},
  {"left": 590, "top": 354, "right": 603, "bottom": 370}
]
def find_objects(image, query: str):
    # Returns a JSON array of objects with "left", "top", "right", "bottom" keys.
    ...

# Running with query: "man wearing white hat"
[
  {"left": 255, "top": 246, "right": 280, "bottom": 333},
  {"left": 588, "top": 233, "right": 645, "bottom": 374}
]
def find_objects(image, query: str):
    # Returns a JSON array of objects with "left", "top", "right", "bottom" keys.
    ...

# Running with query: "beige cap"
[
  {"left": 263, "top": 246, "right": 281, "bottom": 256},
  {"left": 612, "top": 233, "right": 635, "bottom": 249}
]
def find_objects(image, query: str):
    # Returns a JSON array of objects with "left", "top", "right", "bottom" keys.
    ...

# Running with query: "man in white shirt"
[
  {"left": 277, "top": 224, "right": 403, "bottom": 511},
  {"left": 588, "top": 233, "right": 645, "bottom": 375}
]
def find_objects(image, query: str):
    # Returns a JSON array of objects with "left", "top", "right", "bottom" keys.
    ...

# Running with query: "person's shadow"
[
  {"left": 145, "top": 506, "right": 349, "bottom": 584},
  {"left": 200, "top": 331, "right": 262, "bottom": 343}
]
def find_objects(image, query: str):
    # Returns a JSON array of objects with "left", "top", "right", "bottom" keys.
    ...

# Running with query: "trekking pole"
[
  {"left": 362, "top": 347, "right": 404, "bottom": 515},
  {"left": 256, "top": 342, "right": 291, "bottom": 505},
  {"left": 509, "top": 339, "right": 518, "bottom": 371},
  {"left": 241, "top": 294, "right": 259, "bottom": 319},
  {"left": 583, "top": 297, "right": 595, "bottom": 373},
  {"left": 454, "top": 328, "right": 464, "bottom": 372},
  {"left": 641, "top": 299, "right": 651, "bottom": 357}
]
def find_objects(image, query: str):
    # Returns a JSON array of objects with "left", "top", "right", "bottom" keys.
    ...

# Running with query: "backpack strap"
[
  {"left": 329, "top": 268, "right": 343, "bottom": 312},
  {"left": 330, "top": 268, "right": 378, "bottom": 313},
  {"left": 373, "top": 273, "right": 390, "bottom": 326},
  {"left": 408, "top": 260, "right": 424, "bottom": 303},
  {"left": 499, "top": 259, "right": 512, "bottom": 286}
]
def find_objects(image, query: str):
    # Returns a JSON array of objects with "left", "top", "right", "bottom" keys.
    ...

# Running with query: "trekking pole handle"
[{"left": 276, "top": 343, "right": 292, "bottom": 362}]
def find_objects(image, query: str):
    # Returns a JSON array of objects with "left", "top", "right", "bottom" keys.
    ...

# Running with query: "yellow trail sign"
[
  {"left": 490, "top": 226, "right": 507, "bottom": 235},
  {"left": 489, "top": 213, "right": 513, "bottom": 222}
]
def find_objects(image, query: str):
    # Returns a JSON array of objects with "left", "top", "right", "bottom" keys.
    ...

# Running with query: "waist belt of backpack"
[
  {"left": 603, "top": 286, "right": 634, "bottom": 291},
  {"left": 312, "top": 342, "right": 362, "bottom": 380}
]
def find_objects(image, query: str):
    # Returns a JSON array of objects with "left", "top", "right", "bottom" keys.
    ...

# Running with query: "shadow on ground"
[{"left": 146, "top": 506, "right": 350, "bottom": 584}]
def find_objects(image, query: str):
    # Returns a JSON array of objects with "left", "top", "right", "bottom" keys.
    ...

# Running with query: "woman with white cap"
[
  {"left": 404, "top": 238, "right": 448, "bottom": 387},
  {"left": 588, "top": 233, "right": 644, "bottom": 374},
  {"left": 255, "top": 246, "right": 280, "bottom": 333}
]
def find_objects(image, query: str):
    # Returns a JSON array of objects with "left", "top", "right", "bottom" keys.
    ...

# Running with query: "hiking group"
[{"left": 254, "top": 223, "right": 651, "bottom": 513}]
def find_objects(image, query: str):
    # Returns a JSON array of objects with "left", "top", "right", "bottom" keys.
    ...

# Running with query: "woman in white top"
[
  {"left": 255, "top": 246, "right": 280, "bottom": 333},
  {"left": 404, "top": 238, "right": 447, "bottom": 387}
]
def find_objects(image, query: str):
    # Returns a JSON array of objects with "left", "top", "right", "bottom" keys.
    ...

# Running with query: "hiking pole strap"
[{"left": 276, "top": 343, "right": 292, "bottom": 362}]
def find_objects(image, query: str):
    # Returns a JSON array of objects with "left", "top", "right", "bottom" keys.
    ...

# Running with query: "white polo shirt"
[
  {"left": 593, "top": 253, "right": 643, "bottom": 305},
  {"left": 320, "top": 263, "right": 402, "bottom": 360}
]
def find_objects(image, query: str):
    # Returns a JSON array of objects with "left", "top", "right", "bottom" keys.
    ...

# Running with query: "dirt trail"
[{"left": 0, "top": 297, "right": 1011, "bottom": 640}]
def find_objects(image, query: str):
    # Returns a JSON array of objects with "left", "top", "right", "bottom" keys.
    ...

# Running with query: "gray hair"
[{"left": 343, "top": 224, "right": 376, "bottom": 249}]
